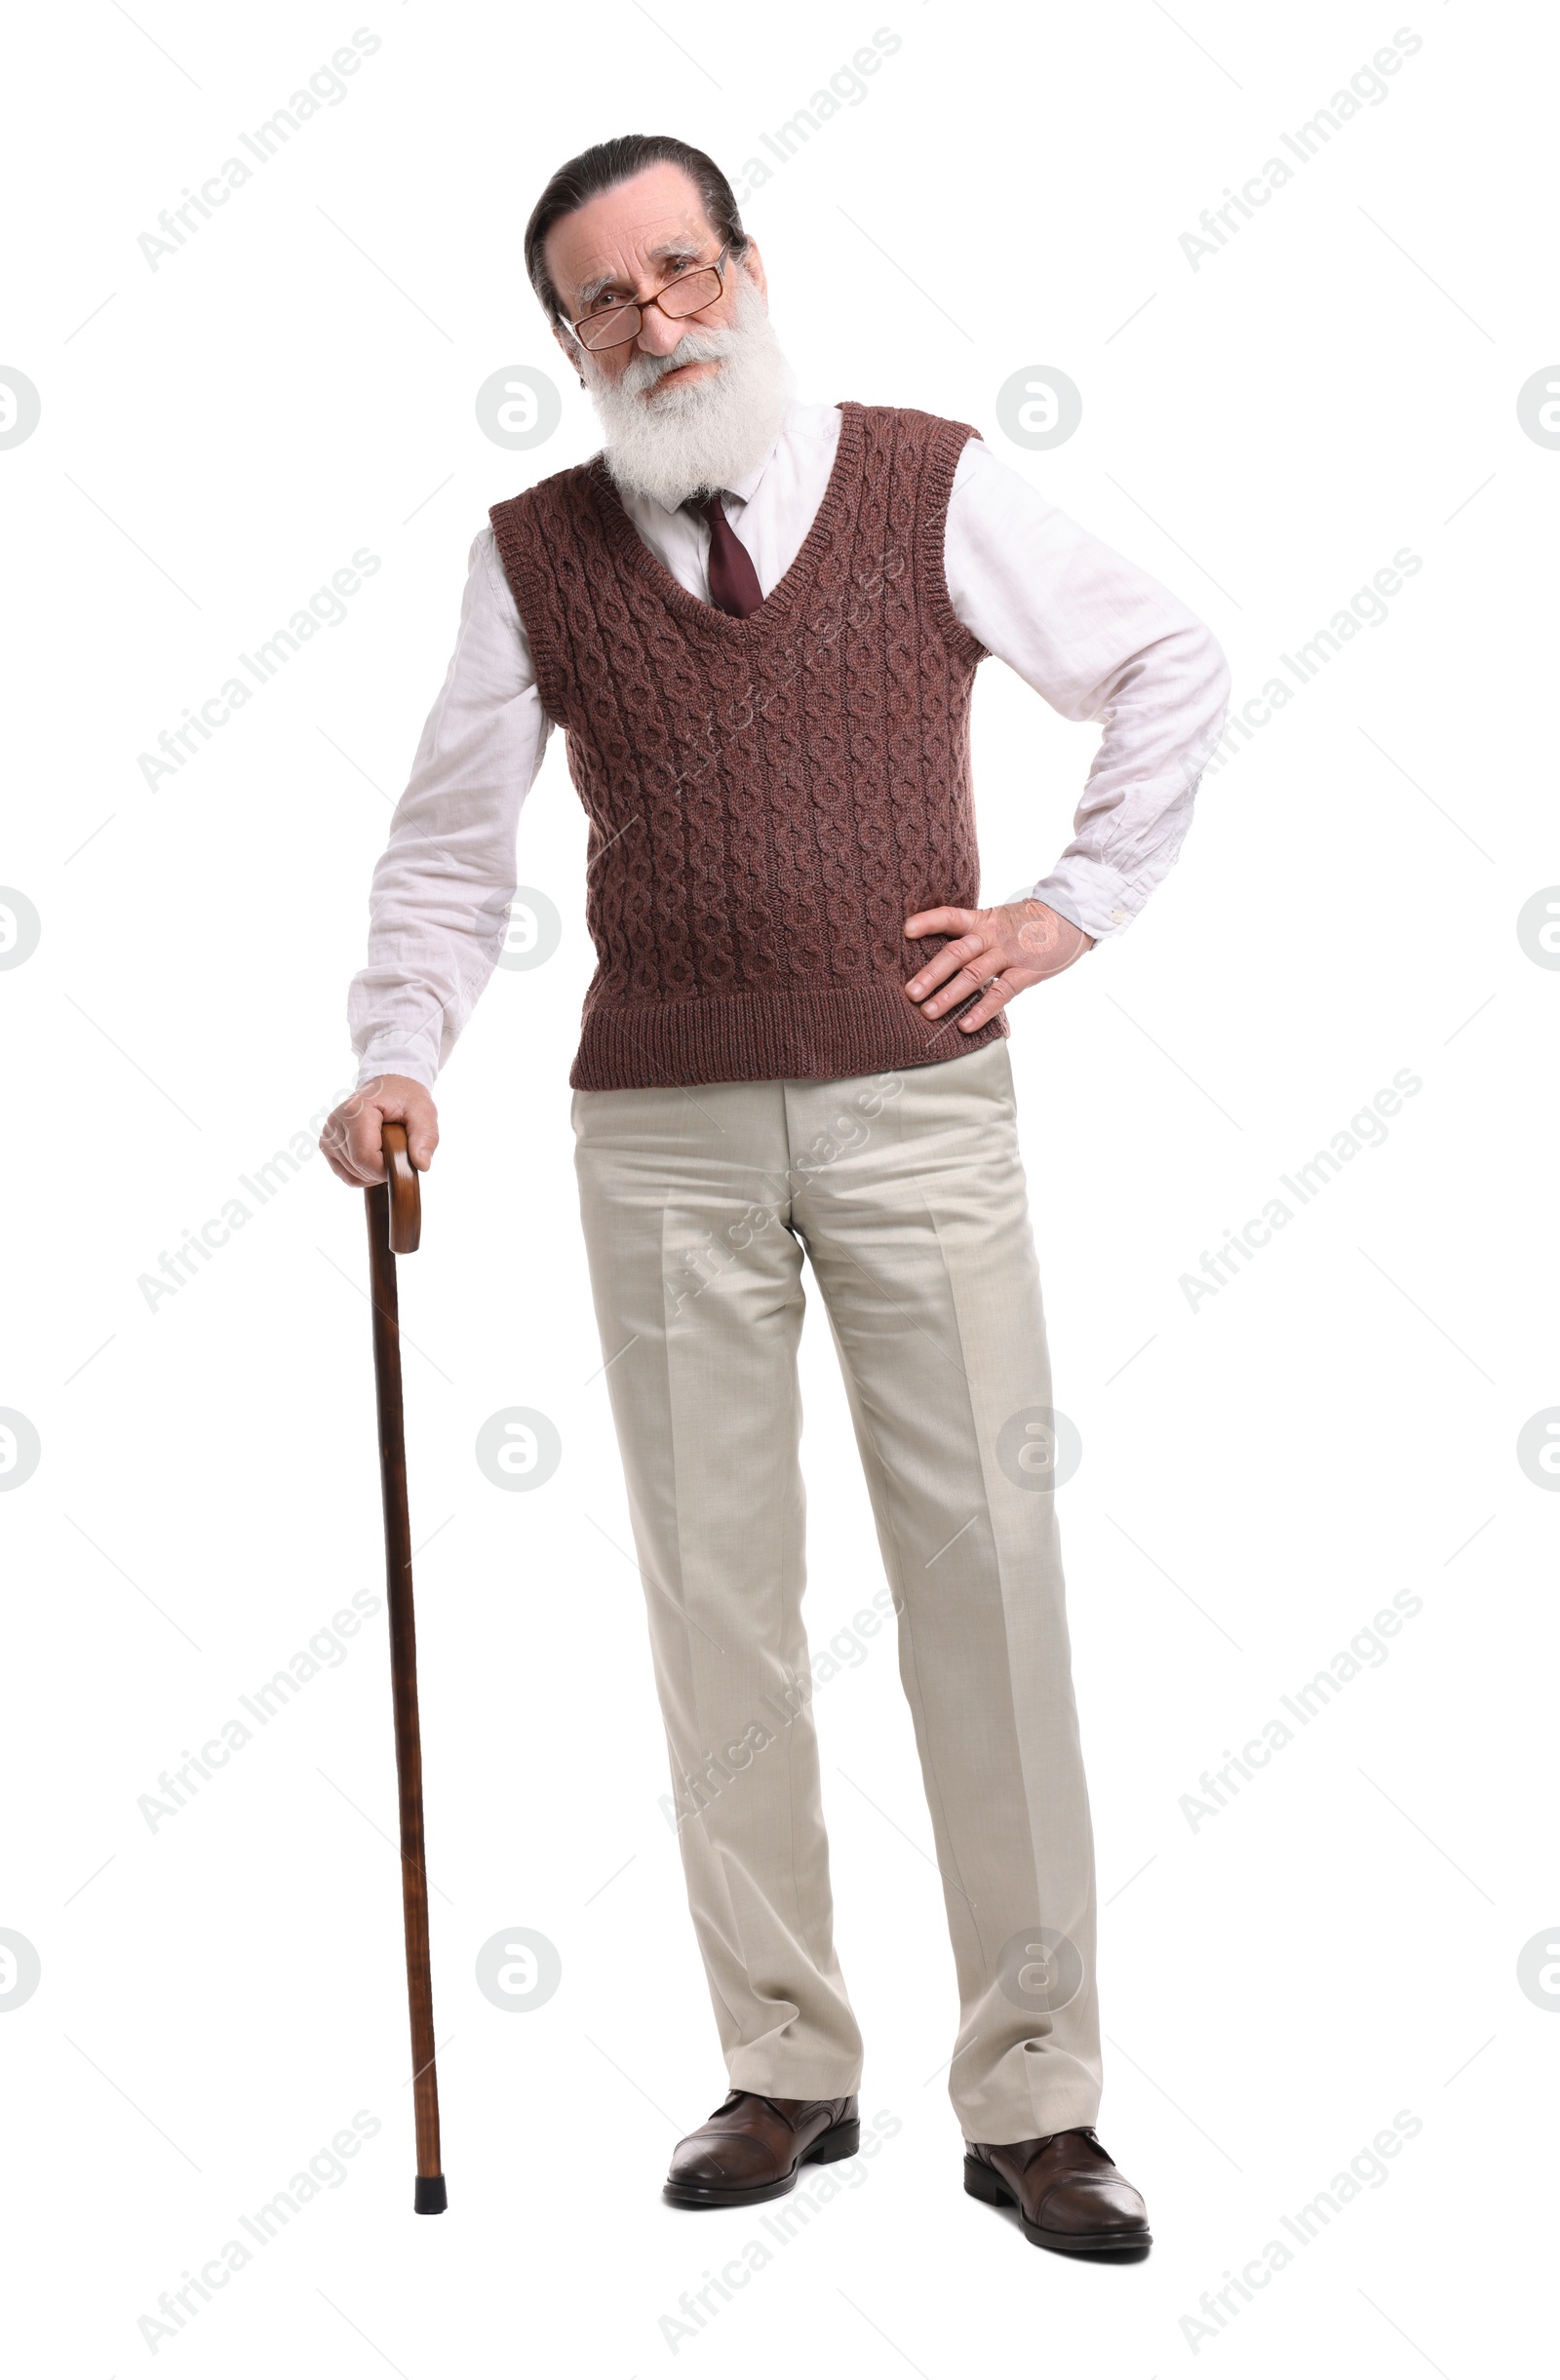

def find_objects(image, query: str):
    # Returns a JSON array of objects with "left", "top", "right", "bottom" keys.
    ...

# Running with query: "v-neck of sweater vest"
[{"left": 589, "top": 397, "right": 869, "bottom": 637}]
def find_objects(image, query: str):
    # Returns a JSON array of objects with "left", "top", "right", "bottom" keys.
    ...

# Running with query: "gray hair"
[{"left": 524, "top": 134, "right": 751, "bottom": 329}]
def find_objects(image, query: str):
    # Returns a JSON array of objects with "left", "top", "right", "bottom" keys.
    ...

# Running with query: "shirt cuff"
[
  {"left": 1028, "top": 858, "right": 1138, "bottom": 944},
  {"left": 354, "top": 1048, "right": 439, "bottom": 1095}
]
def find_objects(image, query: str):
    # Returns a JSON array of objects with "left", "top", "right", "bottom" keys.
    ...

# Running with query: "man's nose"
[{"left": 634, "top": 304, "right": 684, "bottom": 357}]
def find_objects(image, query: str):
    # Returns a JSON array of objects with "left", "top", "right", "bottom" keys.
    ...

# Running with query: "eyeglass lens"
[{"left": 578, "top": 265, "right": 723, "bottom": 351}]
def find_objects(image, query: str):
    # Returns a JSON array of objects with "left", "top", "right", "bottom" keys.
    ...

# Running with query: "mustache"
[{"left": 614, "top": 326, "right": 737, "bottom": 397}]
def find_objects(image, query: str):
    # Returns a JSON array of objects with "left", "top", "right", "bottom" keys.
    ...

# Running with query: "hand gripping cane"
[{"left": 365, "top": 1121, "right": 447, "bottom": 2214}]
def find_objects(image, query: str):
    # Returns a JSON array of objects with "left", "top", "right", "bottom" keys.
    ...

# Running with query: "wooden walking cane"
[{"left": 365, "top": 1120, "right": 447, "bottom": 2215}]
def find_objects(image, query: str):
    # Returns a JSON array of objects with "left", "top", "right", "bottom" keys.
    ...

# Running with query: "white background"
[{"left": 3, "top": 1, "right": 1555, "bottom": 2372}]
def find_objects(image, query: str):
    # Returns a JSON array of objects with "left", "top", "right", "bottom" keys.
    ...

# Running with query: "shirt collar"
[{"left": 722, "top": 436, "right": 780, "bottom": 510}]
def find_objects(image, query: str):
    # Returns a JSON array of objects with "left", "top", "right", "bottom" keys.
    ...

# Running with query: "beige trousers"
[{"left": 570, "top": 1039, "right": 1102, "bottom": 2144}]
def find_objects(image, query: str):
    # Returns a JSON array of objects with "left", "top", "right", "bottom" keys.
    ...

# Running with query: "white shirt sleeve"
[
  {"left": 347, "top": 529, "right": 551, "bottom": 1090},
  {"left": 944, "top": 439, "right": 1230, "bottom": 941}
]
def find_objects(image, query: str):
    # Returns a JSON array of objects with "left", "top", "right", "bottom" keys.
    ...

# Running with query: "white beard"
[{"left": 583, "top": 270, "right": 792, "bottom": 512}]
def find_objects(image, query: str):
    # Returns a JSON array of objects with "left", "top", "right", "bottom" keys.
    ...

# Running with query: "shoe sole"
[
  {"left": 962, "top": 2153, "right": 1152, "bottom": 2258},
  {"left": 663, "top": 2118, "right": 861, "bottom": 2208}
]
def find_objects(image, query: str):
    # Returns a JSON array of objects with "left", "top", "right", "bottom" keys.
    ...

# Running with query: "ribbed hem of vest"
[{"left": 569, "top": 984, "right": 1009, "bottom": 1091}]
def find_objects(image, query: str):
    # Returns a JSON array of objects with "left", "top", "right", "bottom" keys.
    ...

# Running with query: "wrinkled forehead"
[{"left": 545, "top": 161, "right": 718, "bottom": 313}]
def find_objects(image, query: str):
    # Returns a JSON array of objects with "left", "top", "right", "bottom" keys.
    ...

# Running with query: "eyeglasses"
[{"left": 568, "top": 246, "right": 731, "bottom": 353}]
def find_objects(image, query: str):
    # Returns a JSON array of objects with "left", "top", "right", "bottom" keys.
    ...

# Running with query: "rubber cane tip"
[{"left": 414, "top": 2174, "right": 448, "bottom": 2215}]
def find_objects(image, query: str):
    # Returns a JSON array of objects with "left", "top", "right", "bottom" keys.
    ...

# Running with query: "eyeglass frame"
[{"left": 566, "top": 244, "right": 732, "bottom": 353}]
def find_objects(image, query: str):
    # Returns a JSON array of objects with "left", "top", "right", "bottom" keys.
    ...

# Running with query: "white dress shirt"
[{"left": 349, "top": 401, "right": 1228, "bottom": 1090}]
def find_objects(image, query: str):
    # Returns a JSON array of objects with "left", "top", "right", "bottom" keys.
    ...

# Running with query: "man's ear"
[
  {"left": 551, "top": 318, "right": 586, "bottom": 386},
  {"left": 740, "top": 241, "right": 767, "bottom": 304}
]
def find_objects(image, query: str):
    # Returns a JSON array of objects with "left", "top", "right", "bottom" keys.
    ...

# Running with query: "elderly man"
[{"left": 324, "top": 133, "right": 1228, "bottom": 2258}]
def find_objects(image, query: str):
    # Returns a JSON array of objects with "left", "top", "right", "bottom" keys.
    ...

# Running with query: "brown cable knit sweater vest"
[{"left": 488, "top": 399, "right": 1007, "bottom": 1091}]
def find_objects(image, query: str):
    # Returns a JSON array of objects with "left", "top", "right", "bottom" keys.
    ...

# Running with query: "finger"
[
  {"left": 915, "top": 947, "right": 1003, "bottom": 1014},
  {"left": 352, "top": 1133, "right": 389, "bottom": 1185},
  {"left": 325, "top": 1141, "right": 379, "bottom": 1188},
  {"left": 906, "top": 951, "right": 974, "bottom": 1002},
  {"left": 349, "top": 1078, "right": 439, "bottom": 1174},
  {"left": 404, "top": 1110, "right": 439, "bottom": 1171},
  {"left": 956, "top": 971, "right": 1032, "bottom": 1032},
  {"left": 343, "top": 1087, "right": 396, "bottom": 1184},
  {"left": 321, "top": 1144, "right": 365, "bottom": 1188},
  {"left": 905, "top": 930, "right": 989, "bottom": 1002},
  {"left": 319, "top": 1111, "right": 370, "bottom": 1184},
  {"left": 924, "top": 969, "right": 994, "bottom": 1017},
  {"left": 333, "top": 1138, "right": 382, "bottom": 1187},
  {"left": 330, "top": 1104, "right": 389, "bottom": 1186},
  {"left": 904, "top": 906, "right": 976, "bottom": 941}
]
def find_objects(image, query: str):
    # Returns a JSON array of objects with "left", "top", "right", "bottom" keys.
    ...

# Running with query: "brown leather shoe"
[
  {"left": 964, "top": 2127, "right": 1151, "bottom": 2257},
  {"left": 664, "top": 2090, "right": 860, "bottom": 2208}
]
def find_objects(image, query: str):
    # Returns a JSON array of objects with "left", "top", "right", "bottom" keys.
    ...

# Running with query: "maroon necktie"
[{"left": 698, "top": 490, "right": 763, "bottom": 619}]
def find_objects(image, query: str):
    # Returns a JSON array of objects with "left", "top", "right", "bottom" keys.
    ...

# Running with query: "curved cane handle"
[{"left": 382, "top": 1121, "right": 422, "bottom": 1255}]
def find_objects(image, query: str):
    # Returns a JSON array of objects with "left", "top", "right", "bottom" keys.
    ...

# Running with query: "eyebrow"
[{"left": 573, "top": 239, "right": 709, "bottom": 312}]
